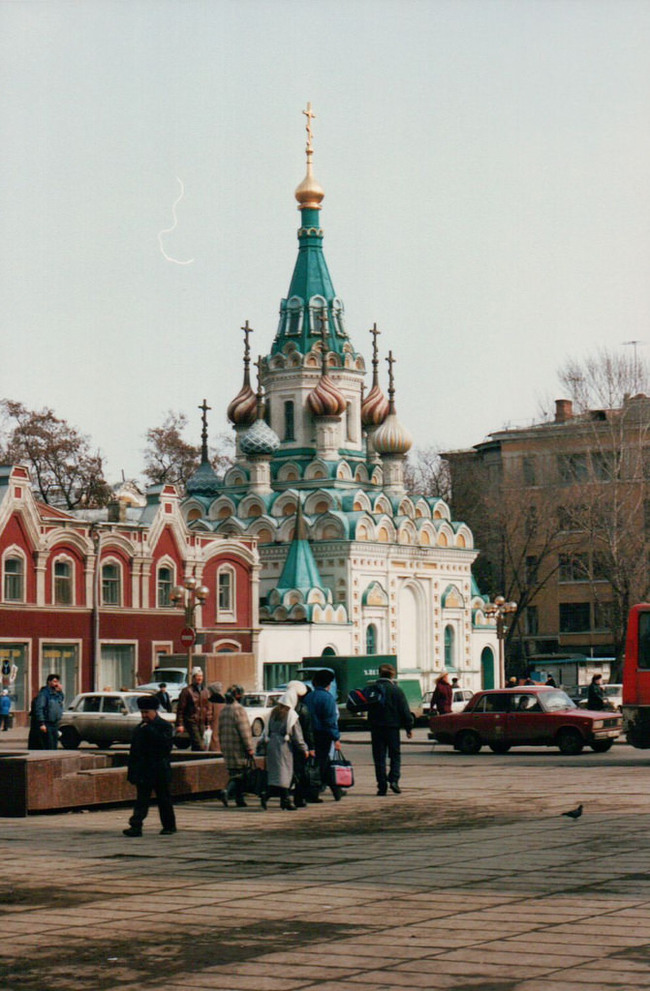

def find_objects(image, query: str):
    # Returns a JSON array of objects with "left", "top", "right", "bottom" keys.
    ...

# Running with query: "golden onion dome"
[
  {"left": 295, "top": 169, "right": 325, "bottom": 210},
  {"left": 361, "top": 382, "right": 389, "bottom": 427},
  {"left": 307, "top": 374, "right": 347, "bottom": 417},
  {"left": 373, "top": 412, "right": 413, "bottom": 456},
  {"left": 227, "top": 383, "right": 257, "bottom": 426}
]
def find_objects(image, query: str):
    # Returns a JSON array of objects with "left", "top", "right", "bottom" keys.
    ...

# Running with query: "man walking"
[
  {"left": 154, "top": 682, "right": 172, "bottom": 712},
  {"left": 368, "top": 663, "right": 413, "bottom": 796},
  {"left": 123, "top": 695, "right": 176, "bottom": 837},
  {"left": 303, "top": 669, "right": 342, "bottom": 801},
  {"left": 175, "top": 667, "right": 211, "bottom": 750},
  {"left": 28, "top": 674, "right": 65, "bottom": 749},
  {"left": 217, "top": 684, "right": 255, "bottom": 807}
]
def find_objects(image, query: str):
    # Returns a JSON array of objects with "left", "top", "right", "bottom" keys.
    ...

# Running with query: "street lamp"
[
  {"left": 485, "top": 595, "right": 518, "bottom": 688},
  {"left": 170, "top": 577, "right": 209, "bottom": 684}
]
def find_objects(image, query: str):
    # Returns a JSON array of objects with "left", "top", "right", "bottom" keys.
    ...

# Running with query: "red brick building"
[{"left": 0, "top": 465, "right": 259, "bottom": 722}]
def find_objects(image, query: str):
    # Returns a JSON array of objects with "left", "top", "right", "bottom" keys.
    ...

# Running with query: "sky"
[{"left": 3, "top": 0, "right": 650, "bottom": 482}]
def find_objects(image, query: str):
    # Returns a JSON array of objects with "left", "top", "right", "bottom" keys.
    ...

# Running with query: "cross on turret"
[
  {"left": 302, "top": 102, "right": 316, "bottom": 154},
  {"left": 369, "top": 323, "right": 381, "bottom": 381},
  {"left": 386, "top": 351, "right": 396, "bottom": 411},
  {"left": 198, "top": 398, "right": 211, "bottom": 463},
  {"left": 319, "top": 309, "right": 330, "bottom": 374}
]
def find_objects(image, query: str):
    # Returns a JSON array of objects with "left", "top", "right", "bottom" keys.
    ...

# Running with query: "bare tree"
[
  {"left": 143, "top": 411, "right": 233, "bottom": 488},
  {"left": 405, "top": 446, "right": 452, "bottom": 501},
  {"left": 0, "top": 400, "right": 111, "bottom": 509}
]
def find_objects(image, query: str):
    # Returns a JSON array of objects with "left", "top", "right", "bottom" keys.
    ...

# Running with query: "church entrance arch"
[
  {"left": 481, "top": 646, "right": 495, "bottom": 690},
  {"left": 398, "top": 581, "right": 424, "bottom": 672}
]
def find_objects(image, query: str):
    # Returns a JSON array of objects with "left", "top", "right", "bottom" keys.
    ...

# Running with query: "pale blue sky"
[{"left": 3, "top": 0, "right": 650, "bottom": 479}]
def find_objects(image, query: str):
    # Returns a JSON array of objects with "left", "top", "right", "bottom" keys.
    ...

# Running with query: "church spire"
[{"left": 227, "top": 321, "right": 257, "bottom": 426}]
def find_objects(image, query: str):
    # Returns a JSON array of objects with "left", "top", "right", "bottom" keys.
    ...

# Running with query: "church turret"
[
  {"left": 186, "top": 399, "right": 220, "bottom": 498},
  {"left": 373, "top": 352, "right": 412, "bottom": 495},
  {"left": 240, "top": 358, "right": 280, "bottom": 495},
  {"left": 361, "top": 323, "right": 390, "bottom": 464},
  {"left": 227, "top": 321, "right": 257, "bottom": 461}
]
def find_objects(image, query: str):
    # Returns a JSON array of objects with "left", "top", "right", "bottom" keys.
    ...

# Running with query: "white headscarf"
[
  {"left": 275, "top": 688, "right": 299, "bottom": 737},
  {"left": 287, "top": 680, "right": 308, "bottom": 697}
]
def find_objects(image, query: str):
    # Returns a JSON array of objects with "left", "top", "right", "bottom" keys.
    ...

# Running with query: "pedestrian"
[
  {"left": 154, "top": 682, "right": 172, "bottom": 712},
  {"left": 450, "top": 676, "right": 460, "bottom": 690},
  {"left": 302, "top": 669, "right": 343, "bottom": 801},
  {"left": 0, "top": 689, "right": 11, "bottom": 731},
  {"left": 368, "top": 663, "right": 414, "bottom": 796},
  {"left": 28, "top": 674, "right": 64, "bottom": 749},
  {"left": 507, "top": 677, "right": 518, "bottom": 689},
  {"left": 175, "top": 667, "right": 211, "bottom": 751},
  {"left": 431, "top": 671, "right": 453, "bottom": 715},
  {"left": 587, "top": 674, "right": 606, "bottom": 711},
  {"left": 545, "top": 676, "right": 557, "bottom": 688},
  {"left": 287, "top": 680, "right": 315, "bottom": 807},
  {"left": 123, "top": 695, "right": 176, "bottom": 837},
  {"left": 218, "top": 684, "right": 254, "bottom": 807},
  {"left": 262, "top": 688, "right": 309, "bottom": 811},
  {"left": 207, "top": 681, "right": 226, "bottom": 753}
]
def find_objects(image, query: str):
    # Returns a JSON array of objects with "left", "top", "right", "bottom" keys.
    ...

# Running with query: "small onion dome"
[
  {"left": 186, "top": 460, "right": 220, "bottom": 498},
  {"left": 308, "top": 374, "right": 347, "bottom": 417},
  {"left": 361, "top": 382, "right": 389, "bottom": 427},
  {"left": 295, "top": 171, "right": 325, "bottom": 211},
  {"left": 240, "top": 418, "right": 281, "bottom": 457},
  {"left": 227, "top": 382, "right": 257, "bottom": 426},
  {"left": 373, "top": 412, "right": 413, "bottom": 455}
]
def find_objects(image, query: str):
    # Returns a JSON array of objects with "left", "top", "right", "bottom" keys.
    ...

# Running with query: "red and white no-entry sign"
[{"left": 180, "top": 626, "right": 196, "bottom": 648}]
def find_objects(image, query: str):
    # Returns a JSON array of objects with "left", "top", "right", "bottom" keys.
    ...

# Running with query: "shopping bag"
[
  {"left": 242, "top": 757, "right": 267, "bottom": 796},
  {"left": 329, "top": 750, "right": 354, "bottom": 789},
  {"left": 303, "top": 756, "right": 322, "bottom": 798}
]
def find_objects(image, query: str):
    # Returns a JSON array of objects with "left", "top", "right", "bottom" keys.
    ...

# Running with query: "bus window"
[{"left": 639, "top": 612, "right": 650, "bottom": 669}]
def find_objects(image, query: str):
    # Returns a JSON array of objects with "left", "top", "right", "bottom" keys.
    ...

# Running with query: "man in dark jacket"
[
  {"left": 368, "top": 663, "right": 414, "bottom": 796},
  {"left": 154, "top": 683, "right": 172, "bottom": 713},
  {"left": 175, "top": 667, "right": 211, "bottom": 750},
  {"left": 123, "top": 696, "right": 176, "bottom": 837},
  {"left": 28, "top": 674, "right": 64, "bottom": 749},
  {"left": 588, "top": 674, "right": 606, "bottom": 710}
]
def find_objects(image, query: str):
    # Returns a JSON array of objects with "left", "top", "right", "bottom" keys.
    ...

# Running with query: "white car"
[
  {"left": 136, "top": 666, "right": 189, "bottom": 709},
  {"left": 423, "top": 688, "right": 474, "bottom": 717},
  {"left": 572, "top": 683, "right": 623, "bottom": 711},
  {"left": 241, "top": 691, "right": 284, "bottom": 737},
  {"left": 60, "top": 691, "right": 176, "bottom": 749}
]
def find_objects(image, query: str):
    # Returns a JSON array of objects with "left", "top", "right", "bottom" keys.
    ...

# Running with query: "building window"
[
  {"left": 3, "top": 556, "right": 24, "bottom": 602},
  {"left": 593, "top": 601, "right": 614, "bottom": 632},
  {"left": 525, "top": 555, "right": 538, "bottom": 585},
  {"left": 366, "top": 624, "right": 377, "bottom": 654},
  {"left": 559, "top": 602, "right": 590, "bottom": 633},
  {"left": 522, "top": 457, "right": 536, "bottom": 486},
  {"left": 0, "top": 643, "right": 27, "bottom": 711},
  {"left": 217, "top": 566, "right": 236, "bottom": 618},
  {"left": 444, "top": 625, "right": 456, "bottom": 669},
  {"left": 525, "top": 505, "right": 538, "bottom": 538},
  {"left": 559, "top": 553, "right": 589, "bottom": 583},
  {"left": 157, "top": 566, "right": 173, "bottom": 607},
  {"left": 557, "top": 453, "right": 589, "bottom": 485},
  {"left": 284, "top": 401, "right": 295, "bottom": 441},
  {"left": 286, "top": 297, "right": 302, "bottom": 335},
  {"left": 99, "top": 643, "right": 135, "bottom": 692},
  {"left": 101, "top": 562, "right": 121, "bottom": 606},
  {"left": 558, "top": 504, "right": 587, "bottom": 532},
  {"left": 525, "top": 606, "right": 539, "bottom": 636},
  {"left": 592, "top": 552, "right": 610, "bottom": 582},
  {"left": 42, "top": 644, "right": 79, "bottom": 700},
  {"left": 592, "top": 451, "right": 615, "bottom": 481},
  {"left": 54, "top": 560, "right": 73, "bottom": 605}
]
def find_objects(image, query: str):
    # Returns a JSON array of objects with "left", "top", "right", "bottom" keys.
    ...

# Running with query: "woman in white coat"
[{"left": 262, "top": 687, "right": 308, "bottom": 811}]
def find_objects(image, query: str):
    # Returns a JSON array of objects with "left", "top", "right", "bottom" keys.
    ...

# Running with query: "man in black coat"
[
  {"left": 368, "top": 663, "right": 414, "bottom": 797},
  {"left": 123, "top": 696, "right": 176, "bottom": 837},
  {"left": 154, "top": 683, "right": 172, "bottom": 712}
]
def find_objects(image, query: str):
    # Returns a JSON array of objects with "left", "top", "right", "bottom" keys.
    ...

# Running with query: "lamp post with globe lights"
[
  {"left": 485, "top": 596, "right": 518, "bottom": 687},
  {"left": 170, "top": 577, "right": 209, "bottom": 684}
]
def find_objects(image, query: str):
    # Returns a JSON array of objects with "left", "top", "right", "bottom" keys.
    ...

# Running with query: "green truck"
[{"left": 297, "top": 655, "right": 423, "bottom": 726}]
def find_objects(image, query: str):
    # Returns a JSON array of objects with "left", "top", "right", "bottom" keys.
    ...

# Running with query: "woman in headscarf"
[
  {"left": 431, "top": 671, "right": 453, "bottom": 716},
  {"left": 287, "top": 680, "right": 315, "bottom": 807},
  {"left": 218, "top": 685, "right": 254, "bottom": 807},
  {"left": 262, "top": 687, "right": 308, "bottom": 811},
  {"left": 207, "top": 681, "right": 226, "bottom": 753}
]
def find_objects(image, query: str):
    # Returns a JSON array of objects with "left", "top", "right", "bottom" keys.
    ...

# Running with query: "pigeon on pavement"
[{"left": 562, "top": 803, "right": 583, "bottom": 820}]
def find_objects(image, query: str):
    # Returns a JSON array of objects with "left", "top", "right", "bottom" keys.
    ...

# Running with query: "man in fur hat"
[{"left": 123, "top": 695, "right": 176, "bottom": 837}]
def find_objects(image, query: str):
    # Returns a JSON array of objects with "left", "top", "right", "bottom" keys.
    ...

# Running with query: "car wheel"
[
  {"left": 60, "top": 727, "right": 81, "bottom": 750},
  {"left": 456, "top": 730, "right": 482, "bottom": 755},
  {"left": 252, "top": 718, "right": 264, "bottom": 737},
  {"left": 626, "top": 726, "right": 650, "bottom": 749},
  {"left": 557, "top": 729, "right": 584, "bottom": 755},
  {"left": 488, "top": 742, "right": 511, "bottom": 754},
  {"left": 591, "top": 740, "right": 614, "bottom": 753}
]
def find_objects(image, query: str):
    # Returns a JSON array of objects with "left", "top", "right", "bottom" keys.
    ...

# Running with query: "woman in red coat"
[{"left": 431, "top": 672, "right": 453, "bottom": 715}]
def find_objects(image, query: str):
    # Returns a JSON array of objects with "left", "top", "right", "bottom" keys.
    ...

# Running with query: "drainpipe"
[{"left": 90, "top": 524, "right": 101, "bottom": 692}]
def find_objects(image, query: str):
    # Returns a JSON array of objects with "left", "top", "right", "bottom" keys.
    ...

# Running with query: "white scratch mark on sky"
[{"left": 158, "top": 177, "right": 194, "bottom": 265}]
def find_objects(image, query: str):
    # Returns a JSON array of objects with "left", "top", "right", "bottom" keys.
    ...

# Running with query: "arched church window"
[
  {"left": 366, "top": 624, "right": 377, "bottom": 655},
  {"left": 3, "top": 555, "right": 24, "bottom": 602},
  {"left": 101, "top": 562, "right": 121, "bottom": 606},
  {"left": 346, "top": 402, "right": 354, "bottom": 442},
  {"left": 332, "top": 298, "right": 346, "bottom": 337},
  {"left": 286, "top": 297, "right": 303, "bottom": 335},
  {"left": 284, "top": 401, "right": 295, "bottom": 441},
  {"left": 54, "top": 559, "right": 73, "bottom": 606},
  {"left": 157, "top": 566, "right": 174, "bottom": 608},
  {"left": 309, "top": 296, "right": 328, "bottom": 335},
  {"left": 444, "top": 625, "right": 456, "bottom": 670}
]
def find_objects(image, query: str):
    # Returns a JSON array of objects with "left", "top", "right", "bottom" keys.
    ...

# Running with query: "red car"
[{"left": 429, "top": 686, "right": 622, "bottom": 755}]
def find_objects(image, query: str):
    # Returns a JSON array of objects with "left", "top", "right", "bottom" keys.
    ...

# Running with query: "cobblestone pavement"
[{"left": 2, "top": 731, "right": 650, "bottom": 990}]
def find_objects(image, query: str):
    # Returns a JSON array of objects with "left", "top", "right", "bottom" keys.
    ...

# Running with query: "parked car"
[
  {"left": 241, "top": 691, "right": 284, "bottom": 736},
  {"left": 136, "top": 667, "right": 189, "bottom": 709},
  {"left": 429, "top": 686, "right": 622, "bottom": 755},
  {"left": 60, "top": 691, "right": 176, "bottom": 749},
  {"left": 423, "top": 688, "right": 473, "bottom": 717},
  {"left": 570, "top": 683, "right": 623, "bottom": 711}
]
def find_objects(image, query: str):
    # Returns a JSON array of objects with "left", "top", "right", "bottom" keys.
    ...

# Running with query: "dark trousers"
[
  {"left": 186, "top": 722, "right": 205, "bottom": 751},
  {"left": 1, "top": 714, "right": 10, "bottom": 731},
  {"left": 371, "top": 726, "right": 401, "bottom": 792},
  {"left": 29, "top": 722, "right": 59, "bottom": 749},
  {"left": 226, "top": 774, "right": 246, "bottom": 805},
  {"left": 314, "top": 730, "right": 341, "bottom": 799},
  {"left": 129, "top": 775, "right": 176, "bottom": 832}
]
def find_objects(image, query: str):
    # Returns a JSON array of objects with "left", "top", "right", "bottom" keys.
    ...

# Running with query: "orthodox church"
[{"left": 182, "top": 107, "right": 497, "bottom": 693}]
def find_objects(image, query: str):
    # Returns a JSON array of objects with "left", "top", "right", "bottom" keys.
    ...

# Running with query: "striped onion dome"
[
  {"left": 373, "top": 411, "right": 412, "bottom": 455},
  {"left": 227, "top": 382, "right": 257, "bottom": 426},
  {"left": 361, "top": 382, "right": 389, "bottom": 427},
  {"left": 240, "top": 417, "right": 280, "bottom": 457},
  {"left": 307, "top": 374, "right": 347, "bottom": 417}
]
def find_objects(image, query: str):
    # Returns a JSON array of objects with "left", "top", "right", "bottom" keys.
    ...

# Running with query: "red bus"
[{"left": 622, "top": 603, "right": 650, "bottom": 748}]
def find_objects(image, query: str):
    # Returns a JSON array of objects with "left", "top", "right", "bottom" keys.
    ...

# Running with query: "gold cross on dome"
[
  {"left": 241, "top": 320, "right": 254, "bottom": 359},
  {"left": 303, "top": 102, "right": 316, "bottom": 153}
]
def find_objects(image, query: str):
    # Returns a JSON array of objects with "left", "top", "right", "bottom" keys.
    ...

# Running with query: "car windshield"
[
  {"left": 126, "top": 696, "right": 143, "bottom": 713},
  {"left": 153, "top": 670, "right": 185, "bottom": 684},
  {"left": 242, "top": 694, "right": 265, "bottom": 707},
  {"left": 604, "top": 685, "right": 621, "bottom": 696},
  {"left": 541, "top": 690, "right": 576, "bottom": 712}
]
